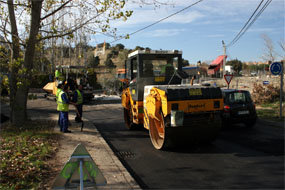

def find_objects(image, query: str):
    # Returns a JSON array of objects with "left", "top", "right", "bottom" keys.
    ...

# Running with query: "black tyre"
[{"left": 123, "top": 107, "right": 137, "bottom": 130}]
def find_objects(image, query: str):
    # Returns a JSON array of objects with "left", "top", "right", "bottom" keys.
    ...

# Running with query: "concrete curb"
[
  {"left": 41, "top": 113, "right": 141, "bottom": 189},
  {"left": 84, "top": 121, "right": 141, "bottom": 189}
]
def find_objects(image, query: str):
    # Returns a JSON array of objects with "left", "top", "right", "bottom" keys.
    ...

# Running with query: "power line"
[
  {"left": 109, "top": 0, "right": 205, "bottom": 44},
  {"left": 233, "top": 0, "right": 272, "bottom": 45},
  {"left": 227, "top": 0, "right": 265, "bottom": 47},
  {"left": 227, "top": 0, "right": 272, "bottom": 47}
]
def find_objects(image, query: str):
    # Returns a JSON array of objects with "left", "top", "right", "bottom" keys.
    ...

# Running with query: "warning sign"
[
  {"left": 52, "top": 143, "right": 106, "bottom": 189},
  {"left": 224, "top": 74, "right": 233, "bottom": 89},
  {"left": 224, "top": 74, "right": 233, "bottom": 85}
]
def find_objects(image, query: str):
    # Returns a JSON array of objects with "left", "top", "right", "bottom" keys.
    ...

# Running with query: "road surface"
[{"left": 83, "top": 102, "right": 284, "bottom": 189}]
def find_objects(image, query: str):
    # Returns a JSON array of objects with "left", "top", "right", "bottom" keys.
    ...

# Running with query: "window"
[
  {"left": 142, "top": 60, "right": 154, "bottom": 77},
  {"left": 131, "top": 59, "right": 137, "bottom": 80},
  {"left": 226, "top": 91, "right": 251, "bottom": 104},
  {"left": 142, "top": 58, "right": 176, "bottom": 77}
]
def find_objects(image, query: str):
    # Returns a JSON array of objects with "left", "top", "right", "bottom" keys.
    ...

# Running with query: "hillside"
[{"left": 94, "top": 47, "right": 130, "bottom": 92}]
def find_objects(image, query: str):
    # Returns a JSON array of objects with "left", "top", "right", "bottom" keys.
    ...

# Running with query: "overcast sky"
[{"left": 91, "top": 0, "right": 284, "bottom": 64}]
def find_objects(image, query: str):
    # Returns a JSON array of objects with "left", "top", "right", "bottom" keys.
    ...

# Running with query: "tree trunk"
[
  {"left": 8, "top": 0, "right": 43, "bottom": 126},
  {"left": 7, "top": 0, "right": 21, "bottom": 124}
]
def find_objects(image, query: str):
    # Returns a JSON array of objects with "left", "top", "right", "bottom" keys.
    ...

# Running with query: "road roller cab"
[{"left": 121, "top": 50, "right": 224, "bottom": 149}]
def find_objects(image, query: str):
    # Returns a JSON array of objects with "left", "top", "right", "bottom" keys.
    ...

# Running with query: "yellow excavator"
[{"left": 121, "top": 50, "right": 224, "bottom": 149}]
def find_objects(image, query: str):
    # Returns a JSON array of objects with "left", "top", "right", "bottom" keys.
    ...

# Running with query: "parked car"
[{"left": 221, "top": 89, "right": 257, "bottom": 127}]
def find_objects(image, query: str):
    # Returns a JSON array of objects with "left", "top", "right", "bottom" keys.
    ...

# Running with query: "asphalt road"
[
  {"left": 84, "top": 102, "right": 284, "bottom": 189},
  {"left": 5, "top": 93, "right": 282, "bottom": 189}
]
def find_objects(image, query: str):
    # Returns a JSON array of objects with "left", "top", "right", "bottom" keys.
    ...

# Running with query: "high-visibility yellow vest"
[
  {"left": 55, "top": 70, "right": 65, "bottom": 81},
  {"left": 57, "top": 91, "right": 69, "bottom": 112},
  {"left": 56, "top": 88, "right": 62, "bottom": 102},
  {"left": 76, "top": 90, "right": 83, "bottom": 105},
  {"left": 55, "top": 70, "right": 60, "bottom": 78}
]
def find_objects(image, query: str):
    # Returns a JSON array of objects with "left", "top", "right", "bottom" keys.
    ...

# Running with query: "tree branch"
[
  {"left": 41, "top": 11, "right": 69, "bottom": 28},
  {"left": 39, "top": 12, "right": 103, "bottom": 41},
  {"left": 41, "top": 0, "right": 72, "bottom": 21}
]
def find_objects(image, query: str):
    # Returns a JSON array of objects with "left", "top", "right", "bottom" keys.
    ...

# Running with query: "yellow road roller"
[{"left": 121, "top": 50, "right": 224, "bottom": 149}]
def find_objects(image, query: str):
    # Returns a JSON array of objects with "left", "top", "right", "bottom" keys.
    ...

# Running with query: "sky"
[{"left": 90, "top": 0, "right": 284, "bottom": 64}]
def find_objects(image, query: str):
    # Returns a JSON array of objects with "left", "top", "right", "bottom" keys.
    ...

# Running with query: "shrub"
[
  {"left": 104, "top": 58, "right": 116, "bottom": 68},
  {"left": 252, "top": 83, "right": 282, "bottom": 103}
]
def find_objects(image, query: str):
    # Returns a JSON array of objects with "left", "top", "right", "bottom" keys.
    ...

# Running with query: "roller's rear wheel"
[{"left": 148, "top": 111, "right": 172, "bottom": 150}]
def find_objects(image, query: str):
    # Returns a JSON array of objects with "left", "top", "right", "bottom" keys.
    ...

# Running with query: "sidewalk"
[
  {"left": 47, "top": 117, "right": 141, "bottom": 189},
  {"left": 1, "top": 99, "right": 141, "bottom": 189}
]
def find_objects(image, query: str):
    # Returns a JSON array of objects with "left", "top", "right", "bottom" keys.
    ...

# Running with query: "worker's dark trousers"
[
  {"left": 59, "top": 111, "right": 69, "bottom": 132},
  {"left": 75, "top": 104, "right": 83, "bottom": 122},
  {"left": 58, "top": 112, "right": 60, "bottom": 126}
]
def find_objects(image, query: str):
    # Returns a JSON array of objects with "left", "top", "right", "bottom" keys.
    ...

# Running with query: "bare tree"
[
  {"left": 261, "top": 34, "right": 276, "bottom": 62},
  {"left": 278, "top": 39, "right": 285, "bottom": 60}
]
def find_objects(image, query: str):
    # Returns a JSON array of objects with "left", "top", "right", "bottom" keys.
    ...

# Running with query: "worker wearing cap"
[
  {"left": 57, "top": 85, "right": 73, "bottom": 133},
  {"left": 72, "top": 85, "right": 84, "bottom": 122}
]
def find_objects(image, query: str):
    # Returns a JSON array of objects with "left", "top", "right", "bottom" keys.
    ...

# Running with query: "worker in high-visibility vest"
[
  {"left": 56, "top": 82, "right": 63, "bottom": 100},
  {"left": 55, "top": 69, "right": 60, "bottom": 80},
  {"left": 56, "top": 82, "right": 63, "bottom": 126},
  {"left": 57, "top": 85, "right": 74, "bottom": 133},
  {"left": 72, "top": 85, "right": 84, "bottom": 122},
  {"left": 55, "top": 69, "right": 65, "bottom": 82}
]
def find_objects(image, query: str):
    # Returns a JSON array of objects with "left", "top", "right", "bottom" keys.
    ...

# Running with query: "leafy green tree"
[
  {"left": 242, "top": 62, "right": 249, "bottom": 72},
  {"left": 182, "top": 58, "right": 189, "bottom": 67},
  {"left": 226, "top": 59, "right": 243, "bottom": 74},
  {"left": 105, "top": 58, "right": 116, "bottom": 68},
  {"left": 135, "top": 46, "right": 144, "bottom": 50},
  {"left": 88, "top": 56, "right": 100, "bottom": 68},
  {"left": 115, "top": 43, "right": 125, "bottom": 51},
  {"left": 0, "top": 0, "right": 134, "bottom": 126},
  {"left": 0, "top": 45, "right": 9, "bottom": 73}
]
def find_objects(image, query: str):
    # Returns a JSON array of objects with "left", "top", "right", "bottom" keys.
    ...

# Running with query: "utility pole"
[{"left": 222, "top": 40, "right": 226, "bottom": 78}]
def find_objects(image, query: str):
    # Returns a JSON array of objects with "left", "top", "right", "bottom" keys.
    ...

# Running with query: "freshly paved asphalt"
[{"left": 84, "top": 103, "right": 284, "bottom": 189}]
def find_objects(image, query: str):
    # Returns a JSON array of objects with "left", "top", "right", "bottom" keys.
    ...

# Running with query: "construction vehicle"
[
  {"left": 115, "top": 68, "right": 128, "bottom": 94},
  {"left": 116, "top": 68, "right": 127, "bottom": 83},
  {"left": 43, "top": 65, "right": 94, "bottom": 102},
  {"left": 121, "top": 50, "right": 224, "bottom": 149}
]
